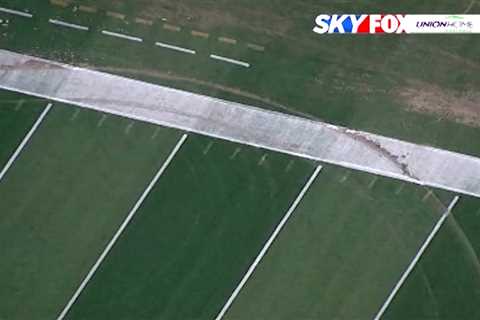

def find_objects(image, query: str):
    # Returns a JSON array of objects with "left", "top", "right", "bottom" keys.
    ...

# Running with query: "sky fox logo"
[{"left": 313, "top": 14, "right": 407, "bottom": 34}]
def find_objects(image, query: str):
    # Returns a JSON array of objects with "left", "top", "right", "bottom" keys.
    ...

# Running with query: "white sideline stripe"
[
  {"left": 155, "top": 41, "right": 196, "bottom": 54},
  {"left": 0, "top": 7, "right": 32, "bottom": 18},
  {"left": 373, "top": 195, "right": 460, "bottom": 320},
  {"left": 49, "top": 19, "right": 89, "bottom": 31},
  {"left": 56, "top": 133, "right": 188, "bottom": 320},
  {"left": 0, "top": 103, "right": 52, "bottom": 183},
  {"left": 101, "top": 30, "right": 143, "bottom": 42},
  {"left": 215, "top": 165, "right": 322, "bottom": 320},
  {"left": 210, "top": 54, "right": 250, "bottom": 68}
]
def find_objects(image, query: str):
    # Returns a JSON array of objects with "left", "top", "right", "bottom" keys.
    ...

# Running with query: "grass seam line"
[
  {"left": 55, "top": 133, "right": 188, "bottom": 320},
  {"left": 214, "top": 165, "right": 323, "bottom": 320},
  {"left": 373, "top": 195, "right": 460, "bottom": 320},
  {"left": 0, "top": 102, "right": 52, "bottom": 183}
]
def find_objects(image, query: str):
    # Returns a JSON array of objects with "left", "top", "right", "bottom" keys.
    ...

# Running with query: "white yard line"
[
  {"left": 101, "top": 30, "right": 143, "bottom": 42},
  {"left": 373, "top": 195, "right": 460, "bottom": 320},
  {"left": 215, "top": 165, "right": 322, "bottom": 320},
  {"left": 210, "top": 54, "right": 250, "bottom": 68},
  {"left": 49, "top": 19, "right": 89, "bottom": 31},
  {"left": 0, "top": 103, "right": 52, "bottom": 184},
  {"left": 56, "top": 133, "right": 188, "bottom": 320},
  {"left": 155, "top": 41, "right": 196, "bottom": 54},
  {"left": 0, "top": 7, "right": 32, "bottom": 18}
]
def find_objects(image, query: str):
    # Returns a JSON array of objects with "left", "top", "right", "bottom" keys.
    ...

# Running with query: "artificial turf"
[
  {"left": 66, "top": 135, "right": 315, "bottom": 320},
  {"left": 384, "top": 196, "right": 480, "bottom": 320},
  {"left": 0, "top": 103, "right": 181, "bottom": 319},
  {"left": 224, "top": 166, "right": 455, "bottom": 320},
  {"left": 1, "top": 1, "right": 479, "bottom": 317},
  {"left": 0, "top": 90, "right": 43, "bottom": 169}
]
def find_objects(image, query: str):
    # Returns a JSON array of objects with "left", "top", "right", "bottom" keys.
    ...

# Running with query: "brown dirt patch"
[{"left": 395, "top": 80, "right": 480, "bottom": 127}]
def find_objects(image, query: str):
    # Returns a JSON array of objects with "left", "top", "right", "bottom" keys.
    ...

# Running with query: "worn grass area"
[
  {"left": 0, "top": 90, "right": 43, "bottom": 168},
  {"left": 1, "top": 0, "right": 479, "bottom": 156},
  {"left": 384, "top": 196, "right": 480, "bottom": 320},
  {"left": 224, "top": 166, "right": 454, "bottom": 320},
  {"left": 0, "top": 104, "right": 180, "bottom": 319},
  {"left": 66, "top": 135, "right": 314, "bottom": 320}
]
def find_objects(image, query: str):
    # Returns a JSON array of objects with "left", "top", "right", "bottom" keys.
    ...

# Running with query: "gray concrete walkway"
[{"left": 1, "top": 49, "right": 479, "bottom": 197}]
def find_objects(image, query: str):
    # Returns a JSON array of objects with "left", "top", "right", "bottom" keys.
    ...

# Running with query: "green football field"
[
  {"left": 0, "top": 90, "right": 317, "bottom": 319},
  {"left": 0, "top": 92, "right": 43, "bottom": 169},
  {"left": 0, "top": 89, "right": 479, "bottom": 319},
  {"left": 223, "top": 168, "right": 455, "bottom": 320},
  {"left": 0, "top": 98, "right": 182, "bottom": 319},
  {"left": 66, "top": 135, "right": 314, "bottom": 320},
  {"left": 1, "top": 0, "right": 480, "bottom": 319},
  {"left": 384, "top": 197, "right": 480, "bottom": 320}
]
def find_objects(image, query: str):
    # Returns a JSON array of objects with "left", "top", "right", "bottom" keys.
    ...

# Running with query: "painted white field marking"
[
  {"left": 14, "top": 99, "right": 25, "bottom": 111},
  {"left": 373, "top": 195, "right": 460, "bottom": 320},
  {"left": 56, "top": 133, "right": 188, "bottom": 320},
  {"left": 0, "top": 103, "right": 52, "bottom": 184},
  {"left": 339, "top": 171, "right": 351, "bottom": 183},
  {"left": 218, "top": 36, "right": 237, "bottom": 45},
  {"left": 78, "top": 5, "right": 97, "bottom": 13},
  {"left": 134, "top": 17, "right": 153, "bottom": 26},
  {"left": 247, "top": 43, "right": 265, "bottom": 52},
  {"left": 49, "top": 19, "right": 89, "bottom": 31},
  {"left": 395, "top": 183, "right": 405, "bottom": 195},
  {"left": 97, "top": 114, "right": 108, "bottom": 127},
  {"left": 191, "top": 30, "right": 210, "bottom": 38},
  {"left": 106, "top": 11, "right": 125, "bottom": 20},
  {"left": 101, "top": 30, "right": 143, "bottom": 42},
  {"left": 422, "top": 190, "right": 433, "bottom": 202},
  {"left": 230, "top": 147, "right": 241, "bottom": 160},
  {"left": 257, "top": 154, "right": 268, "bottom": 166},
  {"left": 163, "top": 23, "right": 180, "bottom": 32},
  {"left": 0, "top": 7, "right": 32, "bottom": 18},
  {"left": 50, "top": 0, "right": 69, "bottom": 8},
  {"left": 368, "top": 176, "right": 378, "bottom": 189},
  {"left": 70, "top": 109, "right": 80, "bottom": 121},
  {"left": 215, "top": 165, "right": 323, "bottom": 320},
  {"left": 155, "top": 41, "right": 196, "bottom": 55},
  {"left": 464, "top": 0, "right": 477, "bottom": 13},
  {"left": 203, "top": 141, "right": 213, "bottom": 155},
  {"left": 151, "top": 127, "right": 161, "bottom": 139},
  {"left": 210, "top": 54, "right": 250, "bottom": 68},
  {"left": 285, "top": 160, "right": 295, "bottom": 172},
  {"left": 124, "top": 121, "right": 134, "bottom": 135}
]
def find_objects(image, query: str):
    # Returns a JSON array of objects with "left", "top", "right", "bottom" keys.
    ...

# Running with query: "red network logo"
[{"left": 313, "top": 14, "right": 407, "bottom": 34}]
